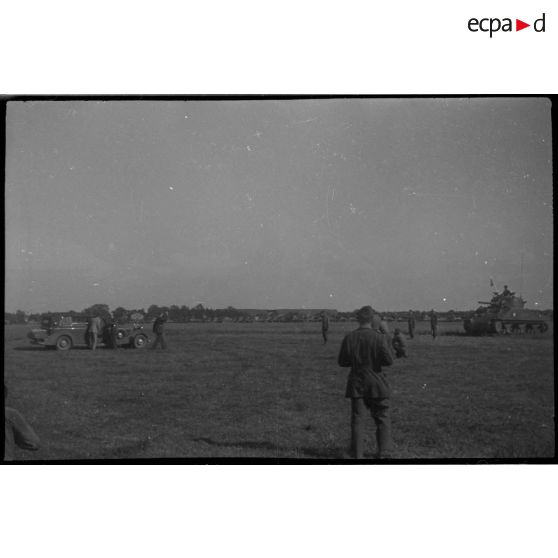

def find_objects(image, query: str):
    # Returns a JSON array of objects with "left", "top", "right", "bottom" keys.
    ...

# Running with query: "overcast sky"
[{"left": 5, "top": 98, "right": 553, "bottom": 313}]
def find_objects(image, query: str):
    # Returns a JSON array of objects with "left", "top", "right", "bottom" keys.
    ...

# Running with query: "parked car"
[{"left": 27, "top": 315, "right": 149, "bottom": 351}]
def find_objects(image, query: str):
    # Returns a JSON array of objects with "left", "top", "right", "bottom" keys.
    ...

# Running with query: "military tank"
[{"left": 463, "top": 290, "right": 549, "bottom": 335}]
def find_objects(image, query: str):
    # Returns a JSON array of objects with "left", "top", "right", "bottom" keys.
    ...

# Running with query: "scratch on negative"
[{"left": 326, "top": 187, "right": 332, "bottom": 230}]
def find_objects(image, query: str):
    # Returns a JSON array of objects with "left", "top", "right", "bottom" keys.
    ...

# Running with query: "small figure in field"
[
  {"left": 429, "top": 309, "right": 438, "bottom": 339},
  {"left": 338, "top": 305, "right": 394, "bottom": 459},
  {"left": 321, "top": 311, "right": 329, "bottom": 344},
  {"left": 87, "top": 315, "right": 103, "bottom": 350},
  {"left": 391, "top": 328, "right": 407, "bottom": 358},
  {"left": 408, "top": 310, "right": 416, "bottom": 339},
  {"left": 4, "top": 385, "right": 40, "bottom": 461},
  {"left": 377, "top": 315, "right": 390, "bottom": 335},
  {"left": 151, "top": 312, "right": 168, "bottom": 349},
  {"left": 107, "top": 318, "right": 119, "bottom": 349}
]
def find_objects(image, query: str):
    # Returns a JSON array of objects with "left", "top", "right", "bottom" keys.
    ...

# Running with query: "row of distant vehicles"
[{"left": 27, "top": 315, "right": 149, "bottom": 350}]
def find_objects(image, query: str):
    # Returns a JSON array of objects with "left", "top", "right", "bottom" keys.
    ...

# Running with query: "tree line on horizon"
[{"left": 6, "top": 303, "right": 553, "bottom": 325}]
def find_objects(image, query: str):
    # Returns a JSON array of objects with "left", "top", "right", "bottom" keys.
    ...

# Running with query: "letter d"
[{"left": 534, "top": 13, "right": 545, "bottom": 32}]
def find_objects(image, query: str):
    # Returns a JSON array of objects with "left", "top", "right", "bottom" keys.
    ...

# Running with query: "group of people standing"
[
  {"left": 84, "top": 312, "right": 169, "bottom": 350},
  {"left": 85, "top": 315, "right": 121, "bottom": 350},
  {"left": 407, "top": 310, "right": 438, "bottom": 340},
  {"left": 355, "top": 309, "right": 439, "bottom": 360}
]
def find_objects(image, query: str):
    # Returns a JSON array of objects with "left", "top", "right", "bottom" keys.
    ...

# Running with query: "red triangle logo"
[{"left": 516, "top": 19, "right": 530, "bottom": 31}]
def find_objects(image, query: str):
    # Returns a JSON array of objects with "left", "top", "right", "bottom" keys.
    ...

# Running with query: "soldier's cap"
[{"left": 356, "top": 305, "right": 375, "bottom": 323}]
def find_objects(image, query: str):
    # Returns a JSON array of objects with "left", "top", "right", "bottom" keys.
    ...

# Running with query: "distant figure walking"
[
  {"left": 391, "top": 328, "right": 407, "bottom": 358},
  {"left": 338, "top": 305, "right": 394, "bottom": 459},
  {"left": 408, "top": 310, "right": 416, "bottom": 339},
  {"left": 88, "top": 315, "right": 103, "bottom": 350},
  {"left": 151, "top": 312, "right": 168, "bottom": 349},
  {"left": 321, "top": 312, "right": 329, "bottom": 344},
  {"left": 4, "top": 385, "right": 40, "bottom": 461},
  {"left": 429, "top": 310, "right": 438, "bottom": 340}
]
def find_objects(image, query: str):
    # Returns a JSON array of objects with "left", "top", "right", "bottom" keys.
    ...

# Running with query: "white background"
[
  {"left": 1, "top": 1, "right": 555, "bottom": 557},
  {"left": 0, "top": 1, "right": 556, "bottom": 93},
  {"left": 2, "top": 466, "right": 557, "bottom": 557}
]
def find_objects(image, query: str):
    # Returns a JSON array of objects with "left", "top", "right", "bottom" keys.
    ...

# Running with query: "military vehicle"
[
  {"left": 463, "top": 290, "right": 549, "bottom": 335},
  {"left": 27, "top": 315, "right": 149, "bottom": 350}
]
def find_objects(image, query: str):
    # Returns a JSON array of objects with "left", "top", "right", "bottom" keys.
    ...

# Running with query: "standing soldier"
[
  {"left": 151, "top": 312, "right": 168, "bottom": 350},
  {"left": 321, "top": 311, "right": 329, "bottom": 344},
  {"left": 408, "top": 310, "right": 416, "bottom": 339},
  {"left": 429, "top": 309, "right": 438, "bottom": 340},
  {"left": 88, "top": 314, "right": 102, "bottom": 350},
  {"left": 338, "top": 305, "right": 394, "bottom": 459},
  {"left": 107, "top": 318, "right": 119, "bottom": 349}
]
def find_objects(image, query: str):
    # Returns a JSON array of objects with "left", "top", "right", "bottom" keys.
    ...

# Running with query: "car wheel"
[
  {"left": 56, "top": 335, "right": 73, "bottom": 351},
  {"left": 133, "top": 334, "right": 148, "bottom": 349}
]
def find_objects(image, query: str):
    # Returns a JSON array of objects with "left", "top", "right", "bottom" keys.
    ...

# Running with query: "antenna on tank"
[{"left": 520, "top": 251, "right": 524, "bottom": 298}]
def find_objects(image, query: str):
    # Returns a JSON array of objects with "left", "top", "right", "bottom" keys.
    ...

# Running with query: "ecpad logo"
[{"left": 468, "top": 13, "right": 546, "bottom": 37}]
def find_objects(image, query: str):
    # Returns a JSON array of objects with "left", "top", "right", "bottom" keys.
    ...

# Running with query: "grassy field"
[{"left": 3, "top": 320, "right": 554, "bottom": 461}]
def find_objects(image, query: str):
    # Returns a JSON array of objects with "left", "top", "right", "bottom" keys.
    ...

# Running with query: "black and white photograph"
[{"left": 3, "top": 96, "right": 554, "bottom": 462}]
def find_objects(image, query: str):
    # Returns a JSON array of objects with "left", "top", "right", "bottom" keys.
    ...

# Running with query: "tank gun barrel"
[{"left": 478, "top": 301, "right": 493, "bottom": 305}]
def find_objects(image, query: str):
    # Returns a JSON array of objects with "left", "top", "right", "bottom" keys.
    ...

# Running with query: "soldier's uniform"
[
  {"left": 321, "top": 313, "right": 329, "bottom": 344},
  {"left": 391, "top": 330, "right": 407, "bottom": 358},
  {"left": 338, "top": 307, "right": 394, "bottom": 459},
  {"left": 107, "top": 321, "right": 119, "bottom": 349},
  {"left": 408, "top": 311, "right": 416, "bottom": 339},
  {"left": 88, "top": 316, "right": 103, "bottom": 350},
  {"left": 151, "top": 313, "right": 168, "bottom": 349},
  {"left": 430, "top": 311, "right": 438, "bottom": 339}
]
